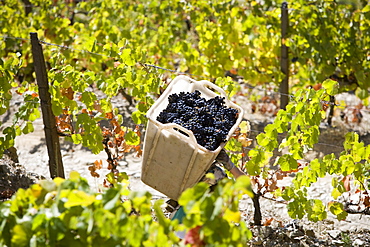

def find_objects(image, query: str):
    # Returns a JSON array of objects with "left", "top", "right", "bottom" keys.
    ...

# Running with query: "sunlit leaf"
[{"left": 64, "top": 190, "right": 96, "bottom": 208}]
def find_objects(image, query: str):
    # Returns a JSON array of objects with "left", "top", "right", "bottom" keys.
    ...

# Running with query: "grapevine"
[{"left": 0, "top": 0, "right": 370, "bottom": 245}]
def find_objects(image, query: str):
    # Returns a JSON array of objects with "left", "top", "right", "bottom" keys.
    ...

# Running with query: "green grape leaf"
[
  {"left": 322, "top": 79, "right": 339, "bottom": 95},
  {"left": 356, "top": 88, "right": 369, "bottom": 100},
  {"left": 328, "top": 202, "right": 348, "bottom": 221},
  {"left": 362, "top": 4, "right": 370, "bottom": 13},
  {"left": 102, "top": 188, "right": 121, "bottom": 211},
  {"left": 11, "top": 223, "right": 31, "bottom": 247},
  {"left": 121, "top": 49, "right": 136, "bottom": 66},
  {"left": 131, "top": 110, "right": 144, "bottom": 125},
  {"left": 71, "top": 134, "right": 83, "bottom": 144},
  {"left": 278, "top": 154, "right": 298, "bottom": 171},
  {"left": 306, "top": 199, "right": 327, "bottom": 222},
  {"left": 22, "top": 122, "right": 34, "bottom": 134},
  {"left": 310, "top": 159, "right": 326, "bottom": 177},
  {"left": 287, "top": 200, "right": 305, "bottom": 219},
  {"left": 125, "top": 130, "right": 140, "bottom": 146}
]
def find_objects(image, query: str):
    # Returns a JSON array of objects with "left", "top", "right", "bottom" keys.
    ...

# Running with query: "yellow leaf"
[
  {"left": 11, "top": 224, "right": 29, "bottom": 246},
  {"left": 239, "top": 120, "right": 250, "bottom": 134},
  {"left": 30, "top": 184, "right": 43, "bottom": 198},
  {"left": 69, "top": 171, "right": 80, "bottom": 180},
  {"left": 331, "top": 188, "right": 342, "bottom": 200},
  {"left": 234, "top": 176, "right": 254, "bottom": 198},
  {"left": 64, "top": 190, "right": 96, "bottom": 208},
  {"left": 238, "top": 134, "right": 253, "bottom": 147},
  {"left": 53, "top": 177, "right": 65, "bottom": 186},
  {"left": 224, "top": 208, "right": 241, "bottom": 223}
]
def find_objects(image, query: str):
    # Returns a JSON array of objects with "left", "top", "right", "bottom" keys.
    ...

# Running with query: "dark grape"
[{"left": 156, "top": 90, "right": 238, "bottom": 151}]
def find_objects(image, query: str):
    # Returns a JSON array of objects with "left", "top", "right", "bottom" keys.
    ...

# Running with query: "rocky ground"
[{"left": 1, "top": 84, "right": 370, "bottom": 246}]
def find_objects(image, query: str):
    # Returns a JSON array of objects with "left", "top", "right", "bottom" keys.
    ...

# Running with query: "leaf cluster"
[
  {"left": 0, "top": 171, "right": 179, "bottom": 247},
  {"left": 178, "top": 175, "right": 254, "bottom": 246}
]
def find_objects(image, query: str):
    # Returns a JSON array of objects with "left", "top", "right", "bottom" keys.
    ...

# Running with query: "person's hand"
[{"left": 216, "top": 149, "right": 235, "bottom": 171}]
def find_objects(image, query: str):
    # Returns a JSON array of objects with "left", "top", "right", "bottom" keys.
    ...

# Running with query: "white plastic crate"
[{"left": 141, "top": 75, "right": 244, "bottom": 200}]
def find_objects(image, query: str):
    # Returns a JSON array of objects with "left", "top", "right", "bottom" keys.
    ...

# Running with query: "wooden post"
[
  {"left": 21, "top": 0, "right": 32, "bottom": 15},
  {"left": 30, "top": 32, "right": 65, "bottom": 179},
  {"left": 327, "top": 95, "right": 335, "bottom": 126},
  {"left": 280, "top": 2, "right": 289, "bottom": 110}
]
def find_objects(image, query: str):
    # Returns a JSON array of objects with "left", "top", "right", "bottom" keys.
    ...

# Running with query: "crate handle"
[
  {"left": 161, "top": 123, "right": 198, "bottom": 146},
  {"left": 197, "top": 80, "right": 228, "bottom": 98}
]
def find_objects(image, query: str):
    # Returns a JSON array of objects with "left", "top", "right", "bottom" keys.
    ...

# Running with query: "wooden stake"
[
  {"left": 21, "top": 0, "right": 32, "bottom": 15},
  {"left": 30, "top": 32, "right": 65, "bottom": 179},
  {"left": 280, "top": 2, "right": 289, "bottom": 110}
]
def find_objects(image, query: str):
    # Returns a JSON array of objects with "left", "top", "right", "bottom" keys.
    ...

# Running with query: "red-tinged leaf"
[
  {"left": 355, "top": 103, "right": 363, "bottom": 110},
  {"left": 55, "top": 117, "right": 61, "bottom": 124},
  {"left": 114, "top": 61, "right": 121, "bottom": 68},
  {"left": 60, "top": 87, "right": 74, "bottom": 100},
  {"left": 275, "top": 171, "right": 285, "bottom": 180},
  {"left": 276, "top": 220, "right": 284, "bottom": 227},
  {"left": 134, "top": 125, "right": 141, "bottom": 137},
  {"left": 322, "top": 103, "right": 329, "bottom": 111},
  {"left": 135, "top": 146, "right": 143, "bottom": 157},
  {"left": 184, "top": 226, "right": 205, "bottom": 247},
  {"left": 103, "top": 179, "right": 110, "bottom": 188},
  {"left": 102, "top": 129, "right": 112, "bottom": 137},
  {"left": 263, "top": 218, "right": 274, "bottom": 226},
  {"left": 364, "top": 196, "right": 370, "bottom": 207},
  {"left": 114, "top": 125, "right": 122, "bottom": 135},
  {"left": 31, "top": 92, "right": 39, "bottom": 98},
  {"left": 94, "top": 160, "right": 103, "bottom": 169},
  {"left": 342, "top": 175, "right": 351, "bottom": 192},
  {"left": 267, "top": 180, "right": 278, "bottom": 192},
  {"left": 93, "top": 100, "right": 103, "bottom": 113},
  {"left": 230, "top": 68, "right": 238, "bottom": 75},
  {"left": 88, "top": 165, "right": 100, "bottom": 178},
  {"left": 251, "top": 104, "right": 256, "bottom": 113},
  {"left": 106, "top": 112, "right": 114, "bottom": 119},
  {"left": 111, "top": 118, "right": 119, "bottom": 127}
]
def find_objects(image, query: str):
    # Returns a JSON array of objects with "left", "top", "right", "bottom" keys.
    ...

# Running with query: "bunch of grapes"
[{"left": 156, "top": 90, "right": 238, "bottom": 151}]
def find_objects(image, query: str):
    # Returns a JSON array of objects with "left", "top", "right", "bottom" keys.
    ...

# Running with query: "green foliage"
[
  {"left": 1, "top": 0, "right": 370, "bottom": 155},
  {"left": 0, "top": 54, "right": 40, "bottom": 157},
  {"left": 289, "top": 0, "right": 370, "bottom": 90},
  {"left": 0, "top": 172, "right": 255, "bottom": 246},
  {"left": 248, "top": 85, "right": 370, "bottom": 222},
  {"left": 0, "top": 172, "right": 179, "bottom": 246},
  {"left": 0, "top": 0, "right": 370, "bottom": 234},
  {"left": 178, "top": 175, "right": 253, "bottom": 246},
  {"left": 282, "top": 129, "right": 370, "bottom": 222},
  {"left": 246, "top": 86, "right": 327, "bottom": 175}
]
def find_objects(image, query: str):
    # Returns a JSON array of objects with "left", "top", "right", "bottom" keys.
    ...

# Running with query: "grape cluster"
[{"left": 156, "top": 90, "right": 238, "bottom": 151}]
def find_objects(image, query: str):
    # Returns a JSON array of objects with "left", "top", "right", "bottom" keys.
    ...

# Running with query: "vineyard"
[{"left": 1, "top": 0, "right": 370, "bottom": 246}]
